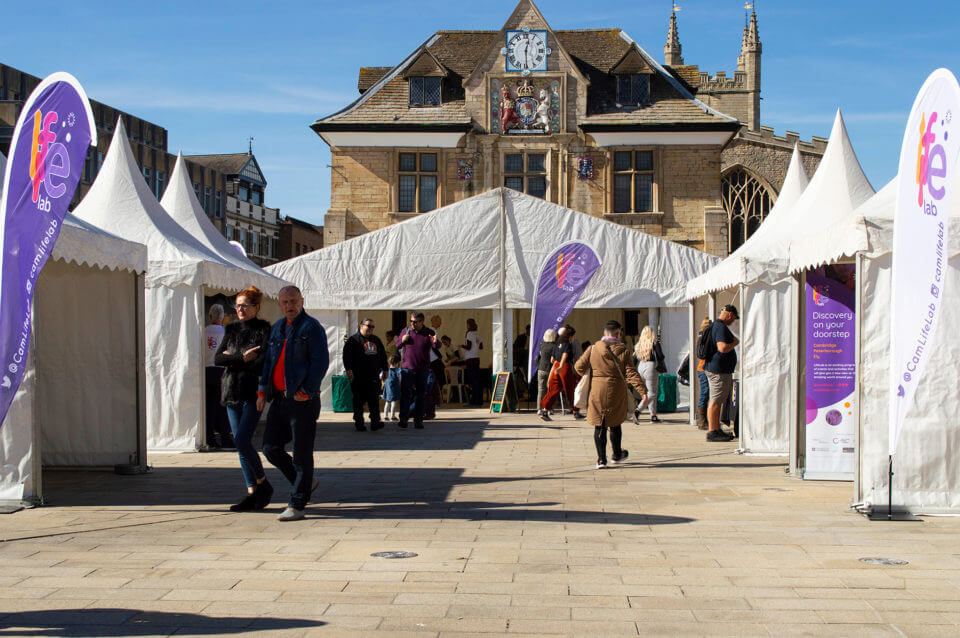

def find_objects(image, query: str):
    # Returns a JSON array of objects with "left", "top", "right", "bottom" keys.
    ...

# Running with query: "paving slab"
[{"left": 0, "top": 408, "right": 958, "bottom": 636}]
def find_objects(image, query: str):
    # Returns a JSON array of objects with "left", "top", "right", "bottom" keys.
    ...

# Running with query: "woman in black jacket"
[{"left": 215, "top": 286, "right": 272, "bottom": 512}]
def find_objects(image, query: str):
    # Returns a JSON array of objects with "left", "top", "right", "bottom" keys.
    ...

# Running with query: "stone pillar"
[
  {"left": 323, "top": 209, "right": 347, "bottom": 246},
  {"left": 702, "top": 205, "right": 728, "bottom": 257}
]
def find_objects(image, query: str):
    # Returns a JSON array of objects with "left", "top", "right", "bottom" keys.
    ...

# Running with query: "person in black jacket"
[
  {"left": 343, "top": 318, "right": 388, "bottom": 432},
  {"left": 215, "top": 286, "right": 272, "bottom": 512}
]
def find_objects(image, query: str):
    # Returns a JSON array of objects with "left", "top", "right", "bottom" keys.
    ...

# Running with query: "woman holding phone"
[{"left": 215, "top": 286, "right": 273, "bottom": 511}]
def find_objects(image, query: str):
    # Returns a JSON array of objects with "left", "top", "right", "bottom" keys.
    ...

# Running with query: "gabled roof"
[
  {"left": 184, "top": 152, "right": 267, "bottom": 186},
  {"left": 320, "top": 20, "right": 738, "bottom": 132},
  {"left": 184, "top": 152, "right": 250, "bottom": 175}
]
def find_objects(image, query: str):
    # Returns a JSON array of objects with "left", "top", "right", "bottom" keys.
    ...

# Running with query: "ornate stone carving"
[{"left": 497, "top": 79, "right": 559, "bottom": 135}]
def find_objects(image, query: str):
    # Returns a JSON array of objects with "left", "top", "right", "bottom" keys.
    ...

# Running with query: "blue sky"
[{"left": 5, "top": 1, "right": 959, "bottom": 225}]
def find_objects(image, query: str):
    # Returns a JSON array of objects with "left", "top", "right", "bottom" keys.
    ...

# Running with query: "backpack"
[{"left": 696, "top": 323, "right": 716, "bottom": 361}]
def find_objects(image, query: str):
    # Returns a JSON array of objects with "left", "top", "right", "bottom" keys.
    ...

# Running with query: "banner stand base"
[{"left": 867, "top": 510, "right": 922, "bottom": 522}]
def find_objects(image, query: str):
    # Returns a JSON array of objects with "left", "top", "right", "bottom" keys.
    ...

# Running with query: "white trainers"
[
  {"left": 596, "top": 460, "right": 607, "bottom": 469},
  {"left": 277, "top": 507, "right": 305, "bottom": 522}
]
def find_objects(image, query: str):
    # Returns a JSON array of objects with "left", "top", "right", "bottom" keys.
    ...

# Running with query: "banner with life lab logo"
[
  {"left": 804, "top": 265, "right": 856, "bottom": 480},
  {"left": 527, "top": 241, "right": 601, "bottom": 382},
  {"left": 889, "top": 69, "right": 960, "bottom": 457},
  {"left": 0, "top": 73, "right": 96, "bottom": 429}
]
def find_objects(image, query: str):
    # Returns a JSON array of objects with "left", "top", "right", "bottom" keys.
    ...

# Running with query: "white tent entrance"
[
  {"left": 268, "top": 188, "right": 719, "bottom": 409},
  {"left": 0, "top": 214, "right": 147, "bottom": 508}
]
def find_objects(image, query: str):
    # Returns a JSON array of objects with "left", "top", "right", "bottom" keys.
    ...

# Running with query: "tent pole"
[
  {"left": 888, "top": 455, "right": 894, "bottom": 520},
  {"left": 497, "top": 189, "right": 507, "bottom": 373},
  {"left": 688, "top": 300, "right": 695, "bottom": 426}
]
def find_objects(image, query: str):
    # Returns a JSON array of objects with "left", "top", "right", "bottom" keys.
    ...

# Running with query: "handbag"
[
  {"left": 573, "top": 371, "right": 591, "bottom": 410},
  {"left": 654, "top": 342, "right": 667, "bottom": 374}
]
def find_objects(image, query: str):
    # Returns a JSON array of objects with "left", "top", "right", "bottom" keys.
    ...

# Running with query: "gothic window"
[
  {"left": 409, "top": 77, "right": 442, "bottom": 107},
  {"left": 722, "top": 168, "right": 774, "bottom": 253},
  {"left": 616, "top": 75, "right": 649, "bottom": 106}
]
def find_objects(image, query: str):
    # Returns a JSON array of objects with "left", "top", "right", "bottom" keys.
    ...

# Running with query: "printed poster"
[{"left": 804, "top": 265, "right": 856, "bottom": 480}]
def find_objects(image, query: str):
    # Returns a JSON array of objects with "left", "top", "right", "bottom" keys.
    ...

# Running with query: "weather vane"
[
  {"left": 248, "top": 136, "right": 254, "bottom": 154},
  {"left": 672, "top": 1, "right": 681, "bottom": 12}
]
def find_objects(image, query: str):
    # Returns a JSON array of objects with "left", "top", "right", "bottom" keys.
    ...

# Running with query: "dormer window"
[
  {"left": 617, "top": 75, "right": 649, "bottom": 106},
  {"left": 409, "top": 77, "right": 442, "bottom": 107}
]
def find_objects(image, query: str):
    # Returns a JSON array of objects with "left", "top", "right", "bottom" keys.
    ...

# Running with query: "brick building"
[
  {"left": 311, "top": 1, "right": 826, "bottom": 256},
  {"left": 185, "top": 152, "right": 281, "bottom": 266},
  {"left": 277, "top": 216, "right": 324, "bottom": 261}
]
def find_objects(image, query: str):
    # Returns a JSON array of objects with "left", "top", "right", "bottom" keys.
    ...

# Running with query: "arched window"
[{"left": 721, "top": 168, "right": 774, "bottom": 253}]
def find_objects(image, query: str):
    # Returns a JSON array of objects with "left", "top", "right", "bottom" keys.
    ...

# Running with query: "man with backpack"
[{"left": 701, "top": 304, "right": 739, "bottom": 442}]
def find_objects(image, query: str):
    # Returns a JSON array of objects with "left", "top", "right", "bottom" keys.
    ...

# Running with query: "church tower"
[
  {"left": 736, "top": 10, "right": 761, "bottom": 130},
  {"left": 664, "top": 11, "right": 683, "bottom": 67}
]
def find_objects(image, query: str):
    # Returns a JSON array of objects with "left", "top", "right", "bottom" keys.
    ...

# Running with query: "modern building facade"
[{"left": 311, "top": 0, "right": 826, "bottom": 256}]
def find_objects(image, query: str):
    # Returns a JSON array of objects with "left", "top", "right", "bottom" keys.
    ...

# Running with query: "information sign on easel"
[{"left": 489, "top": 371, "right": 518, "bottom": 414}]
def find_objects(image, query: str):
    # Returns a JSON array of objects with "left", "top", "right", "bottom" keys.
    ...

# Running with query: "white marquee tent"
[
  {"left": 788, "top": 177, "right": 960, "bottom": 513},
  {"left": 685, "top": 144, "right": 809, "bottom": 453},
  {"left": 268, "top": 188, "right": 720, "bottom": 408},
  {"left": 0, "top": 213, "right": 147, "bottom": 505},
  {"left": 160, "top": 153, "right": 287, "bottom": 297},
  {"left": 73, "top": 119, "right": 268, "bottom": 452}
]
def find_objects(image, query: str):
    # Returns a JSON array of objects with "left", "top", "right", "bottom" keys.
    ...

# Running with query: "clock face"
[{"left": 505, "top": 30, "right": 549, "bottom": 72}]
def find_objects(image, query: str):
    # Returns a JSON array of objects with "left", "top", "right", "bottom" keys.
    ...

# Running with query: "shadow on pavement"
[
  {"left": 40, "top": 466, "right": 694, "bottom": 527},
  {"left": 0, "top": 608, "right": 323, "bottom": 636}
]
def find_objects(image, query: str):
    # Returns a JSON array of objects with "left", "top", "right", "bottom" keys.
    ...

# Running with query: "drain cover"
[
  {"left": 859, "top": 557, "right": 909, "bottom": 566},
  {"left": 370, "top": 551, "right": 418, "bottom": 559}
]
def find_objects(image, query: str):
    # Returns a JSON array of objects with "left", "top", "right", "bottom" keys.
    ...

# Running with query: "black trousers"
[
  {"left": 204, "top": 367, "right": 231, "bottom": 446},
  {"left": 262, "top": 396, "right": 321, "bottom": 510},
  {"left": 594, "top": 421, "right": 623, "bottom": 463},
  {"left": 351, "top": 376, "right": 382, "bottom": 429}
]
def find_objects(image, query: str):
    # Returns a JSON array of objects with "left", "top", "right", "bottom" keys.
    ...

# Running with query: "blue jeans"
[
  {"left": 262, "top": 396, "right": 321, "bottom": 510},
  {"left": 226, "top": 401, "right": 265, "bottom": 488},
  {"left": 399, "top": 368, "right": 430, "bottom": 426},
  {"left": 697, "top": 371, "right": 709, "bottom": 408}
]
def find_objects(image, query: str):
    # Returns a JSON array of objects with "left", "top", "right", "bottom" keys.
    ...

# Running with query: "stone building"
[
  {"left": 277, "top": 216, "right": 324, "bottom": 261},
  {"left": 185, "top": 152, "right": 281, "bottom": 266},
  {"left": 311, "top": 0, "right": 826, "bottom": 256}
]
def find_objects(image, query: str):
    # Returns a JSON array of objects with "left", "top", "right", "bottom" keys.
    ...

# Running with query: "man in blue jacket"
[{"left": 256, "top": 286, "right": 329, "bottom": 521}]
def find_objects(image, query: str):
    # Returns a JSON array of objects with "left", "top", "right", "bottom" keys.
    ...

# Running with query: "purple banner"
[
  {"left": 0, "top": 73, "right": 95, "bottom": 428},
  {"left": 527, "top": 241, "right": 601, "bottom": 381},
  {"left": 804, "top": 265, "right": 856, "bottom": 479}
]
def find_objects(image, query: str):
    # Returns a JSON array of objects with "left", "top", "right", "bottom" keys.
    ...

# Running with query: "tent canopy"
[
  {"left": 786, "top": 111, "right": 877, "bottom": 273},
  {"left": 268, "top": 188, "right": 719, "bottom": 310},
  {"left": 686, "top": 144, "right": 809, "bottom": 299},
  {"left": 160, "top": 154, "right": 287, "bottom": 297},
  {"left": 72, "top": 118, "right": 249, "bottom": 290},
  {"left": 56, "top": 214, "right": 147, "bottom": 275}
]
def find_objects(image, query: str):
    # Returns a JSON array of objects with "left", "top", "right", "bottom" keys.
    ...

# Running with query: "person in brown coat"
[{"left": 574, "top": 320, "right": 647, "bottom": 469}]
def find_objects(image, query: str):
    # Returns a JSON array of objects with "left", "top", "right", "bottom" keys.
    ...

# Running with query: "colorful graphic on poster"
[
  {"left": 889, "top": 68, "right": 960, "bottom": 456},
  {"left": 804, "top": 265, "right": 856, "bottom": 480},
  {"left": 0, "top": 73, "right": 96, "bottom": 429},
  {"left": 527, "top": 241, "right": 601, "bottom": 382}
]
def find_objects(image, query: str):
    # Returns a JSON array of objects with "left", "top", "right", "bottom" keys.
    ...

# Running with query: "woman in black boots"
[{"left": 215, "top": 286, "right": 273, "bottom": 511}]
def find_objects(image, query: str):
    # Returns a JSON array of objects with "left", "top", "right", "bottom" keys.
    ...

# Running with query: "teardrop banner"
[
  {"left": 0, "top": 73, "right": 96, "bottom": 428},
  {"left": 527, "top": 241, "right": 601, "bottom": 382},
  {"left": 889, "top": 69, "right": 960, "bottom": 456}
]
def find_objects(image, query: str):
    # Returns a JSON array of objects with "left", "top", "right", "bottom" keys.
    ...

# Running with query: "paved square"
[{"left": 1, "top": 409, "right": 958, "bottom": 636}]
